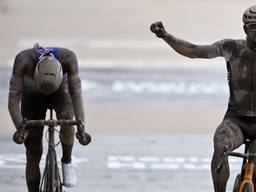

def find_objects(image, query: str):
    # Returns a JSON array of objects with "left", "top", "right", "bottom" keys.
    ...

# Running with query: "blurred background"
[{"left": 0, "top": 0, "right": 255, "bottom": 191}]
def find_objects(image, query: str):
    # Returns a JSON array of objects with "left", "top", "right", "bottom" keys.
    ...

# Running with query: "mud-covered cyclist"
[
  {"left": 8, "top": 43, "right": 91, "bottom": 192},
  {"left": 151, "top": 5, "right": 256, "bottom": 192}
]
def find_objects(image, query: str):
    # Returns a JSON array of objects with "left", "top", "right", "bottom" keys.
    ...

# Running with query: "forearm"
[
  {"left": 162, "top": 33, "right": 206, "bottom": 58},
  {"left": 71, "top": 93, "right": 85, "bottom": 122},
  {"left": 8, "top": 65, "right": 24, "bottom": 130},
  {"left": 68, "top": 76, "right": 85, "bottom": 122},
  {"left": 8, "top": 94, "right": 23, "bottom": 129}
]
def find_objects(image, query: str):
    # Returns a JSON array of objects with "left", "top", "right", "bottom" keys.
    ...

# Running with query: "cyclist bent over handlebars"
[
  {"left": 8, "top": 43, "right": 91, "bottom": 192},
  {"left": 151, "top": 5, "right": 256, "bottom": 192}
]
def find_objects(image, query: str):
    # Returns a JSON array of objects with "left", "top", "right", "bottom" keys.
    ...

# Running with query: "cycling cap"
[
  {"left": 243, "top": 5, "right": 256, "bottom": 24},
  {"left": 34, "top": 55, "right": 63, "bottom": 95}
]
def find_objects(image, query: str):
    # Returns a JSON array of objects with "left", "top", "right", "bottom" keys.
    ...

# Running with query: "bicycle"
[
  {"left": 217, "top": 141, "right": 256, "bottom": 192},
  {"left": 25, "top": 108, "right": 81, "bottom": 192}
]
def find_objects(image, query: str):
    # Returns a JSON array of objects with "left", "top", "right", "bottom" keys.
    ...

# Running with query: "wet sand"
[{"left": 0, "top": 105, "right": 225, "bottom": 135}]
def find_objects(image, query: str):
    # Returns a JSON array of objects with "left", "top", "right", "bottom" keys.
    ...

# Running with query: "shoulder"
[
  {"left": 218, "top": 39, "right": 246, "bottom": 48},
  {"left": 216, "top": 39, "right": 245, "bottom": 54},
  {"left": 56, "top": 48, "right": 78, "bottom": 73},
  {"left": 13, "top": 49, "right": 35, "bottom": 72},
  {"left": 15, "top": 48, "right": 34, "bottom": 62},
  {"left": 216, "top": 39, "right": 237, "bottom": 48},
  {"left": 57, "top": 48, "right": 77, "bottom": 62}
]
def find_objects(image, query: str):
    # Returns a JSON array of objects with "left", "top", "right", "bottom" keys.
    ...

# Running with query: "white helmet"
[{"left": 34, "top": 54, "right": 63, "bottom": 95}]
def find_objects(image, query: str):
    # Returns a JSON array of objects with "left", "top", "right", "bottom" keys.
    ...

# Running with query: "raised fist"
[{"left": 150, "top": 21, "right": 166, "bottom": 38}]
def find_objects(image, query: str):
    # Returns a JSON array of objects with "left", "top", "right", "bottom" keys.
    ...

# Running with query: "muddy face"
[
  {"left": 247, "top": 31, "right": 256, "bottom": 47},
  {"left": 245, "top": 23, "right": 256, "bottom": 48}
]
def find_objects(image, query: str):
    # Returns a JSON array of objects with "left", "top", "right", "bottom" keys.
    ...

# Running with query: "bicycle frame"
[
  {"left": 225, "top": 141, "right": 256, "bottom": 192},
  {"left": 26, "top": 108, "right": 79, "bottom": 192},
  {"left": 46, "top": 108, "right": 61, "bottom": 192}
]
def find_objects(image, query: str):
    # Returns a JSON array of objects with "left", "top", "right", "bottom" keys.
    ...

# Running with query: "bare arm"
[
  {"left": 8, "top": 54, "right": 24, "bottom": 130},
  {"left": 65, "top": 51, "right": 85, "bottom": 123},
  {"left": 58, "top": 49, "right": 91, "bottom": 145},
  {"left": 150, "top": 21, "right": 222, "bottom": 59},
  {"left": 162, "top": 33, "right": 210, "bottom": 58}
]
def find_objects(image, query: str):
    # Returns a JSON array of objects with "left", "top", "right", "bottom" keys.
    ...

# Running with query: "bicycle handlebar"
[
  {"left": 24, "top": 119, "right": 91, "bottom": 145},
  {"left": 216, "top": 147, "right": 256, "bottom": 173},
  {"left": 25, "top": 119, "right": 79, "bottom": 127},
  {"left": 227, "top": 151, "right": 256, "bottom": 159}
]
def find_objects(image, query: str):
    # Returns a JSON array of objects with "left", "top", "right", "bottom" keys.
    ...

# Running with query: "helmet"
[
  {"left": 243, "top": 5, "right": 256, "bottom": 24},
  {"left": 34, "top": 55, "right": 63, "bottom": 95}
]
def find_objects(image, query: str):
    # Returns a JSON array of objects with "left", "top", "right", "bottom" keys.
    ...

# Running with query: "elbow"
[
  {"left": 8, "top": 94, "right": 19, "bottom": 114},
  {"left": 181, "top": 52, "right": 199, "bottom": 59},
  {"left": 68, "top": 85, "right": 82, "bottom": 98},
  {"left": 177, "top": 46, "right": 203, "bottom": 59},
  {"left": 8, "top": 102, "right": 11, "bottom": 114},
  {"left": 69, "top": 89, "right": 82, "bottom": 99},
  {"left": 190, "top": 54, "right": 202, "bottom": 59},
  {"left": 8, "top": 96, "right": 12, "bottom": 113},
  {"left": 8, "top": 98, "right": 15, "bottom": 115},
  {"left": 187, "top": 54, "right": 198, "bottom": 59},
  {"left": 184, "top": 45, "right": 205, "bottom": 59},
  {"left": 68, "top": 76, "right": 82, "bottom": 97}
]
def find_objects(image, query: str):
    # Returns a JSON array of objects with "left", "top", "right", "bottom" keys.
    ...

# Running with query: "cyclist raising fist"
[
  {"left": 151, "top": 5, "right": 256, "bottom": 192},
  {"left": 8, "top": 43, "right": 91, "bottom": 192},
  {"left": 150, "top": 21, "right": 167, "bottom": 38}
]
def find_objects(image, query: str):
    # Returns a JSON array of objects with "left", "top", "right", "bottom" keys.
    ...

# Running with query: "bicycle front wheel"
[
  {"left": 40, "top": 153, "right": 62, "bottom": 192},
  {"left": 240, "top": 182, "right": 254, "bottom": 192},
  {"left": 47, "top": 152, "right": 55, "bottom": 192},
  {"left": 40, "top": 153, "right": 56, "bottom": 192},
  {"left": 48, "top": 152, "right": 62, "bottom": 192}
]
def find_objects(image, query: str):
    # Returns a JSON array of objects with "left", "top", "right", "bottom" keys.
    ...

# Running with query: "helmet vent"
[
  {"left": 247, "top": 16, "right": 254, "bottom": 19},
  {"left": 250, "top": 7, "right": 256, "bottom": 14},
  {"left": 34, "top": 55, "right": 63, "bottom": 95}
]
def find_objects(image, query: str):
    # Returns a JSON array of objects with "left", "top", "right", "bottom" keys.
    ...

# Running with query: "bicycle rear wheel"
[
  {"left": 232, "top": 174, "right": 241, "bottom": 192},
  {"left": 240, "top": 182, "right": 254, "bottom": 192}
]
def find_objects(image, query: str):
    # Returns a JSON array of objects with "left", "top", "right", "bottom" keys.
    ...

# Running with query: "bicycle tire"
[
  {"left": 40, "top": 153, "right": 51, "bottom": 192},
  {"left": 47, "top": 152, "right": 55, "bottom": 192},
  {"left": 240, "top": 182, "right": 254, "bottom": 192},
  {"left": 54, "top": 153, "right": 62, "bottom": 192},
  {"left": 232, "top": 174, "right": 241, "bottom": 192},
  {"left": 40, "top": 166, "right": 48, "bottom": 192},
  {"left": 39, "top": 153, "right": 62, "bottom": 192}
]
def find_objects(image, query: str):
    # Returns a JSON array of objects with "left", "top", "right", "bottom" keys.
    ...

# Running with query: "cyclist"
[
  {"left": 151, "top": 5, "right": 256, "bottom": 192},
  {"left": 8, "top": 43, "right": 91, "bottom": 192}
]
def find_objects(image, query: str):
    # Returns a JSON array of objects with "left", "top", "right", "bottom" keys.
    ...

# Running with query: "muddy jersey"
[
  {"left": 8, "top": 47, "right": 85, "bottom": 128},
  {"left": 205, "top": 39, "right": 256, "bottom": 117}
]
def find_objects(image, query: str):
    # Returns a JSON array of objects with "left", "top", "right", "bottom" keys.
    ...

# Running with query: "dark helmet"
[
  {"left": 34, "top": 55, "right": 63, "bottom": 95},
  {"left": 243, "top": 5, "right": 256, "bottom": 24}
]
